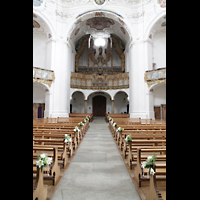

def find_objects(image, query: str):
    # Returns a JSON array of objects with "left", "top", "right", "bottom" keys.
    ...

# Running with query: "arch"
[
  {"left": 86, "top": 90, "right": 112, "bottom": 101},
  {"left": 144, "top": 11, "right": 166, "bottom": 41},
  {"left": 148, "top": 81, "right": 166, "bottom": 92},
  {"left": 113, "top": 89, "right": 129, "bottom": 100},
  {"left": 33, "top": 10, "right": 56, "bottom": 40},
  {"left": 71, "top": 89, "right": 86, "bottom": 100},
  {"left": 33, "top": 81, "right": 50, "bottom": 92},
  {"left": 71, "top": 91, "right": 85, "bottom": 113},
  {"left": 66, "top": 9, "right": 133, "bottom": 45}
]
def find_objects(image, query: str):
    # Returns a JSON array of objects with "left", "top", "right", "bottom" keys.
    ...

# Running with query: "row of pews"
[
  {"left": 33, "top": 113, "right": 92, "bottom": 200},
  {"left": 107, "top": 114, "right": 166, "bottom": 200}
]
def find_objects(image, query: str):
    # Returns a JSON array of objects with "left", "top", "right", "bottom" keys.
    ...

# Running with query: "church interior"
[{"left": 33, "top": 0, "right": 166, "bottom": 199}]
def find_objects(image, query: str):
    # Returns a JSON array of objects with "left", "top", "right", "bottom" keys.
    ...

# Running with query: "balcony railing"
[
  {"left": 144, "top": 68, "right": 166, "bottom": 87},
  {"left": 70, "top": 72, "right": 129, "bottom": 90},
  {"left": 33, "top": 67, "right": 55, "bottom": 87}
]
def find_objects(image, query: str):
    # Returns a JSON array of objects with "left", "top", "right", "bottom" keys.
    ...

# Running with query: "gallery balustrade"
[
  {"left": 33, "top": 67, "right": 55, "bottom": 87},
  {"left": 144, "top": 68, "right": 166, "bottom": 87}
]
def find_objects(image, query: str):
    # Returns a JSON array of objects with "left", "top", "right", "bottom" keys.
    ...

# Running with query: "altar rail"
[
  {"left": 144, "top": 68, "right": 166, "bottom": 87},
  {"left": 70, "top": 72, "right": 129, "bottom": 90},
  {"left": 33, "top": 67, "right": 55, "bottom": 87}
]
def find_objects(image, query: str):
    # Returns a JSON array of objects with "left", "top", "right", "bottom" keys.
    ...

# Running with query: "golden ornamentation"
[
  {"left": 70, "top": 72, "right": 129, "bottom": 90},
  {"left": 144, "top": 68, "right": 166, "bottom": 87},
  {"left": 33, "top": 67, "right": 55, "bottom": 87}
]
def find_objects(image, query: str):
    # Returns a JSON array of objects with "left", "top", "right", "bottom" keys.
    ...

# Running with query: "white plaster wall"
[
  {"left": 33, "top": 85, "right": 45, "bottom": 103},
  {"left": 153, "top": 84, "right": 166, "bottom": 106},
  {"left": 71, "top": 92, "right": 85, "bottom": 113},
  {"left": 114, "top": 92, "right": 128, "bottom": 113},
  {"left": 153, "top": 31, "right": 166, "bottom": 69},
  {"left": 33, "top": 33, "right": 46, "bottom": 68}
]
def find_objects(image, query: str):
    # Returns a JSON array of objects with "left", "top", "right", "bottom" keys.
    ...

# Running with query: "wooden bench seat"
[
  {"left": 33, "top": 133, "right": 73, "bottom": 157},
  {"left": 33, "top": 146, "right": 60, "bottom": 186},
  {"left": 135, "top": 148, "right": 166, "bottom": 188},
  {"left": 33, "top": 166, "right": 48, "bottom": 200}
]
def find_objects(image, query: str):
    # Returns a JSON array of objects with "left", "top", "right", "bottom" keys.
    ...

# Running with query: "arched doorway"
[{"left": 93, "top": 95, "right": 106, "bottom": 116}]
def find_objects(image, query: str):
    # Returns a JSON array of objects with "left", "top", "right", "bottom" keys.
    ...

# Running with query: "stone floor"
[{"left": 51, "top": 116, "right": 141, "bottom": 200}]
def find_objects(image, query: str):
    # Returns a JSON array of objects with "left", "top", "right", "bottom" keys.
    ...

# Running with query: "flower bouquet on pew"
[
  {"left": 125, "top": 135, "right": 132, "bottom": 144},
  {"left": 78, "top": 121, "right": 84, "bottom": 127},
  {"left": 64, "top": 134, "right": 72, "bottom": 143},
  {"left": 117, "top": 127, "right": 124, "bottom": 132},
  {"left": 141, "top": 154, "right": 157, "bottom": 177},
  {"left": 74, "top": 126, "right": 80, "bottom": 136},
  {"left": 116, "top": 127, "right": 124, "bottom": 138},
  {"left": 113, "top": 122, "right": 117, "bottom": 127},
  {"left": 36, "top": 153, "right": 52, "bottom": 174},
  {"left": 108, "top": 116, "right": 112, "bottom": 121},
  {"left": 83, "top": 119, "right": 87, "bottom": 123},
  {"left": 86, "top": 115, "right": 90, "bottom": 121}
]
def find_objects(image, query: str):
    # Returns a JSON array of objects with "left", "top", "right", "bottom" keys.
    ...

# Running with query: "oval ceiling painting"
[{"left": 94, "top": 0, "right": 105, "bottom": 5}]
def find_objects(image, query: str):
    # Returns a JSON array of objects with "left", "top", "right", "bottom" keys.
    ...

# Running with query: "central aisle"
[{"left": 52, "top": 117, "right": 140, "bottom": 200}]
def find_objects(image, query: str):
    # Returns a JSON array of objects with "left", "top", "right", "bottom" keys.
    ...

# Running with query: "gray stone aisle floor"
[{"left": 51, "top": 116, "right": 140, "bottom": 200}]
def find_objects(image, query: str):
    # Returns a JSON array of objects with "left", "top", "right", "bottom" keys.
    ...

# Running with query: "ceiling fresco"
[{"left": 86, "top": 17, "right": 115, "bottom": 30}]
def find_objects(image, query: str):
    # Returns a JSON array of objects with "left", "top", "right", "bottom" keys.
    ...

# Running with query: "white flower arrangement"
[
  {"left": 125, "top": 135, "right": 132, "bottom": 143},
  {"left": 74, "top": 126, "right": 80, "bottom": 132},
  {"left": 86, "top": 115, "right": 90, "bottom": 120},
  {"left": 64, "top": 134, "right": 72, "bottom": 143},
  {"left": 83, "top": 119, "right": 86, "bottom": 123},
  {"left": 117, "top": 127, "right": 124, "bottom": 132},
  {"left": 141, "top": 154, "right": 157, "bottom": 177},
  {"left": 108, "top": 116, "right": 112, "bottom": 121},
  {"left": 78, "top": 121, "right": 84, "bottom": 126},
  {"left": 36, "top": 153, "right": 52, "bottom": 173},
  {"left": 113, "top": 122, "right": 117, "bottom": 127}
]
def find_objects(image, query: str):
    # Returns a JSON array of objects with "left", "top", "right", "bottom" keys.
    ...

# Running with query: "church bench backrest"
[{"left": 33, "top": 146, "right": 60, "bottom": 185}]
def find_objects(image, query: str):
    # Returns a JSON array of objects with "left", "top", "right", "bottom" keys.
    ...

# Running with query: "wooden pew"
[
  {"left": 105, "top": 113, "right": 130, "bottom": 122},
  {"left": 33, "top": 166, "right": 48, "bottom": 200},
  {"left": 135, "top": 148, "right": 166, "bottom": 187},
  {"left": 33, "top": 133, "right": 73, "bottom": 160},
  {"left": 33, "top": 128, "right": 79, "bottom": 151},
  {"left": 69, "top": 113, "right": 93, "bottom": 122},
  {"left": 118, "top": 129, "right": 166, "bottom": 152},
  {"left": 33, "top": 146, "right": 61, "bottom": 186},
  {"left": 146, "top": 165, "right": 165, "bottom": 200}
]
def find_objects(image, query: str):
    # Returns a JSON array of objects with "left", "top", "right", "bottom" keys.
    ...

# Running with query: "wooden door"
[
  {"left": 154, "top": 106, "right": 161, "bottom": 119},
  {"left": 93, "top": 96, "right": 106, "bottom": 116},
  {"left": 161, "top": 104, "right": 166, "bottom": 120}
]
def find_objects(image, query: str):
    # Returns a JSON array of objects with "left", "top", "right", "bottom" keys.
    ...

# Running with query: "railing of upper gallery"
[
  {"left": 144, "top": 68, "right": 166, "bottom": 87},
  {"left": 70, "top": 72, "right": 129, "bottom": 90},
  {"left": 33, "top": 67, "right": 55, "bottom": 87}
]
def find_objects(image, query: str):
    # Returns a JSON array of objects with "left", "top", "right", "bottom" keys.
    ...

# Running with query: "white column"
[
  {"left": 129, "top": 41, "right": 148, "bottom": 119},
  {"left": 144, "top": 39, "right": 154, "bottom": 119},
  {"left": 50, "top": 39, "right": 71, "bottom": 117}
]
